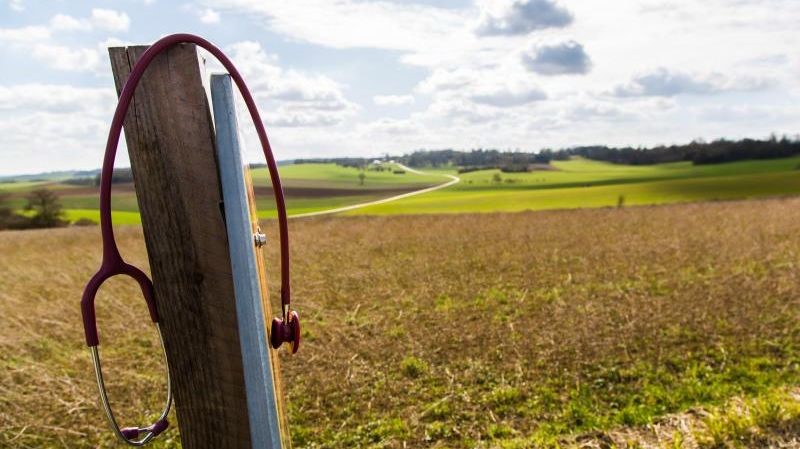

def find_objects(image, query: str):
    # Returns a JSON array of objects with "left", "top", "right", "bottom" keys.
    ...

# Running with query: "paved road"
[{"left": 288, "top": 164, "right": 460, "bottom": 219}]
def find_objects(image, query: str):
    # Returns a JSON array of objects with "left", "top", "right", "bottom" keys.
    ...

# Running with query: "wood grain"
[{"left": 109, "top": 44, "right": 252, "bottom": 448}]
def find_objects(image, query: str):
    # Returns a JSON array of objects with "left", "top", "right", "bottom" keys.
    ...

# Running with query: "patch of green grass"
[
  {"left": 256, "top": 194, "right": 385, "bottom": 218},
  {"left": 61, "top": 209, "right": 142, "bottom": 225},
  {"left": 521, "top": 348, "right": 800, "bottom": 446},
  {"left": 0, "top": 180, "right": 52, "bottom": 192},
  {"left": 454, "top": 156, "right": 800, "bottom": 191},
  {"left": 55, "top": 192, "right": 140, "bottom": 212},
  {"left": 695, "top": 388, "right": 800, "bottom": 448},
  {"left": 401, "top": 356, "right": 429, "bottom": 378},
  {"left": 349, "top": 170, "right": 800, "bottom": 215},
  {"left": 251, "top": 163, "right": 444, "bottom": 189}
]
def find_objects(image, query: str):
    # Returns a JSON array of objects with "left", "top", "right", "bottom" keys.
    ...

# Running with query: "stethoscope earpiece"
[{"left": 271, "top": 310, "right": 300, "bottom": 354}]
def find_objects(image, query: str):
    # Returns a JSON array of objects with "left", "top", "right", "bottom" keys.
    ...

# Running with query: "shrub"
[{"left": 72, "top": 218, "right": 97, "bottom": 227}]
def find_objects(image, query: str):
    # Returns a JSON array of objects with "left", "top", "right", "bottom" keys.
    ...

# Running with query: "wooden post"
[{"left": 108, "top": 44, "right": 282, "bottom": 448}]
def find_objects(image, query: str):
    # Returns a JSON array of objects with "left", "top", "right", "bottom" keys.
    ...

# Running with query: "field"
[
  {"left": 352, "top": 157, "right": 800, "bottom": 215},
  {"left": 3, "top": 157, "right": 800, "bottom": 221},
  {"left": 0, "top": 163, "right": 442, "bottom": 221},
  {"left": 1, "top": 198, "right": 799, "bottom": 448}
]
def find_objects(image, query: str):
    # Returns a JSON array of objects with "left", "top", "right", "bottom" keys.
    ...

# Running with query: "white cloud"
[
  {"left": 373, "top": 95, "right": 415, "bottom": 106},
  {"left": 470, "top": 84, "right": 546, "bottom": 107},
  {"left": 30, "top": 44, "right": 101, "bottom": 72},
  {"left": 476, "top": 0, "right": 573, "bottom": 36},
  {"left": 206, "top": 0, "right": 468, "bottom": 52},
  {"left": 0, "top": 84, "right": 113, "bottom": 112},
  {"left": 415, "top": 65, "right": 545, "bottom": 127},
  {"left": 224, "top": 41, "right": 358, "bottom": 128},
  {"left": 0, "top": 26, "right": 50, "bottom": 44},
  {"left": 359, "top": 118, "right": 422, "bottom": 136},
  {"left": 0, "top": 11, "right": 127, "bottom": 73},
  {"left": 199, "top": 8, "right": 221, "bottom": 24},
  {"left": 8, "top": 0, "right": 23, "bottom": 12},
  {"left": 612, "top": 68, "right": 771, "bottom": 97},
  {"left": 2, "top": 0, "right": 800, "bottom": 174},
  {"left": 49, "top": 14, "right": 92, "bottom": 32},
  {"left": 521, "top": 40, "right": 591, "bottom": 75},
  {"left": 0, "top": 84, "right": 115, "bottom": 175},
  {"left": 90, "top": 8, "right": 130, "bottom": 32}
]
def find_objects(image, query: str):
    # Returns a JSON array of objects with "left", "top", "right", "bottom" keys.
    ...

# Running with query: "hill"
[{"left": 2, "top": 156, "right": 800, "bottom": 224}]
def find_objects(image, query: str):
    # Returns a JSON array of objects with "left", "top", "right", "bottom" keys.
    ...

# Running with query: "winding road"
[{"left": 288, "top": 164, "right": 460, "bottom": 219}]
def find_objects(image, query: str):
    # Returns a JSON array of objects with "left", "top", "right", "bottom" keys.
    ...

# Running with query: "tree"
[
  {"left": 0, "top": 192, "right": 13, "bottom": 229},
  {"left": 25, "top": 188, "right": 66, "bottom": 228},
  {"left": 358, "top": 171, "right": 366, "bottom": 186},
  {"left": 492, "top": 173, "right": 502, "bottom": 183}
]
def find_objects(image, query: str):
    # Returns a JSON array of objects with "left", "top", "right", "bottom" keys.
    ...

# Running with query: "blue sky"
[{"left": 1, "top": 0, "right": 799, "bottom": 175}]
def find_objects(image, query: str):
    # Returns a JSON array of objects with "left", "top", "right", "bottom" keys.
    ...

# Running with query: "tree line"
[
  {"left": 560, "top": 135, "right": 800, "bottom": 166},
  {"left": 392, "top": 136, "right": 800, "bottom": 169},
  {"left": 293, "top": 158, "right": 369, "bottom": 169},
  {"left": 400, "top": 149, "right": 564, "bottom": 172}
]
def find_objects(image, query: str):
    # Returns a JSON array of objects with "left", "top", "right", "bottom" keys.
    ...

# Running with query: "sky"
[{"left": 0, "top": 0, "right": 798, "bottom": 176}]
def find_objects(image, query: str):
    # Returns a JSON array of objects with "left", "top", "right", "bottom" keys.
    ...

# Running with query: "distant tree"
[
  {"left": 358, "top": 171, "right": 366, "bottom": 186},
  {"left": 492, "top": 173, "right": 502, "bottom": 183},
  {"left": 25, "top": 189, "right": 66, "bottom": 228},
  {"left": 0, "top": 192, "right": 13, "bottom": 229}
]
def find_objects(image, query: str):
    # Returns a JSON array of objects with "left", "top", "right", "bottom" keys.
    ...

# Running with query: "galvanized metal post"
[{"left": 211, "top": 73, "right": 290, "bottom": 449}]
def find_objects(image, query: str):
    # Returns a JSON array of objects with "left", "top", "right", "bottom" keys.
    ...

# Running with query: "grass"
[
  {"left": 350, "top": 170, "right": 800, "bottom": 215},
  {"left": 0, "top": 180, "right": 52, "bottom": 192},
  {"left": 694, "top": 388, "right": 800, "bottom": 448},
  {"left": 1, "top": 197, "right": 798, "bottom": 448},
  {"left": 61, "top": 209, "right": 143, "bottom": 225},
  {"left": 256, "top": 194, "right": 386, "bottom": 218},
  {"left": 251, "top": 163, "right": 444, "bottom": 190},
  {"left": 449, "top": 156, "right": 800, "bottom": 191}
]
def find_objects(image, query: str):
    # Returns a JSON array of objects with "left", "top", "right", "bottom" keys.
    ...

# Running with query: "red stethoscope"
[{"left": 80, "top": 33, "right": 299, "bottom": 446}]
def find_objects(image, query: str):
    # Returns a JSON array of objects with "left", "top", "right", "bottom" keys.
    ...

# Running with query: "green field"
[
  {"left": 3, "top": 157, "right": 800, "bottom": 222},
  {"left": 251, "top": 163, "right": 443, "bottom": 189},
  {"left": 353, "top": 157, "right": 800, "bottom": 215}
]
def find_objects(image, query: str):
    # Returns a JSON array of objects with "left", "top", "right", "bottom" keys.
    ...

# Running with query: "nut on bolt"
[{"left": 254, "top": 228, "right": 267, "bottom": 247}]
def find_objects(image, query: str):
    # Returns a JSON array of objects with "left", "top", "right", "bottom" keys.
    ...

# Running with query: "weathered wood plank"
[
  {"left": 109, "top": 44, "right": 252, "bottom": 449},
  {"left": 211, "top": 73, "right": 290, "bottom": 448}
]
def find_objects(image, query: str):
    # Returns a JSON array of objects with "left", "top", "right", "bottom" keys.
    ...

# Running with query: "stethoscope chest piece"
[{"left": 271, "top": 310, "right": 301, "bottom": 354}]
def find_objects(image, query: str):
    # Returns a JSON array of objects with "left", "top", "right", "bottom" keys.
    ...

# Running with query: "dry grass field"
[{"left": 1, "top": 198, "right": 799, "bottom": 448}]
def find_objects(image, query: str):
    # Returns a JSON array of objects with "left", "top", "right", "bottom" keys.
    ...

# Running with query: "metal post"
[{"left": 211, "top": 73, "right": 290, "bottom": 448}]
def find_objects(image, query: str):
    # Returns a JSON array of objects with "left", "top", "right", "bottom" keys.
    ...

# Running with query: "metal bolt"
[{"left": 254, "top": 228, "right": 267, "bottom": 247}]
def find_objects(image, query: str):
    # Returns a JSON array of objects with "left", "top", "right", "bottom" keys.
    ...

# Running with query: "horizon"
[{"left": 3, "top": 133, "right": 797, "bottom": 179}]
